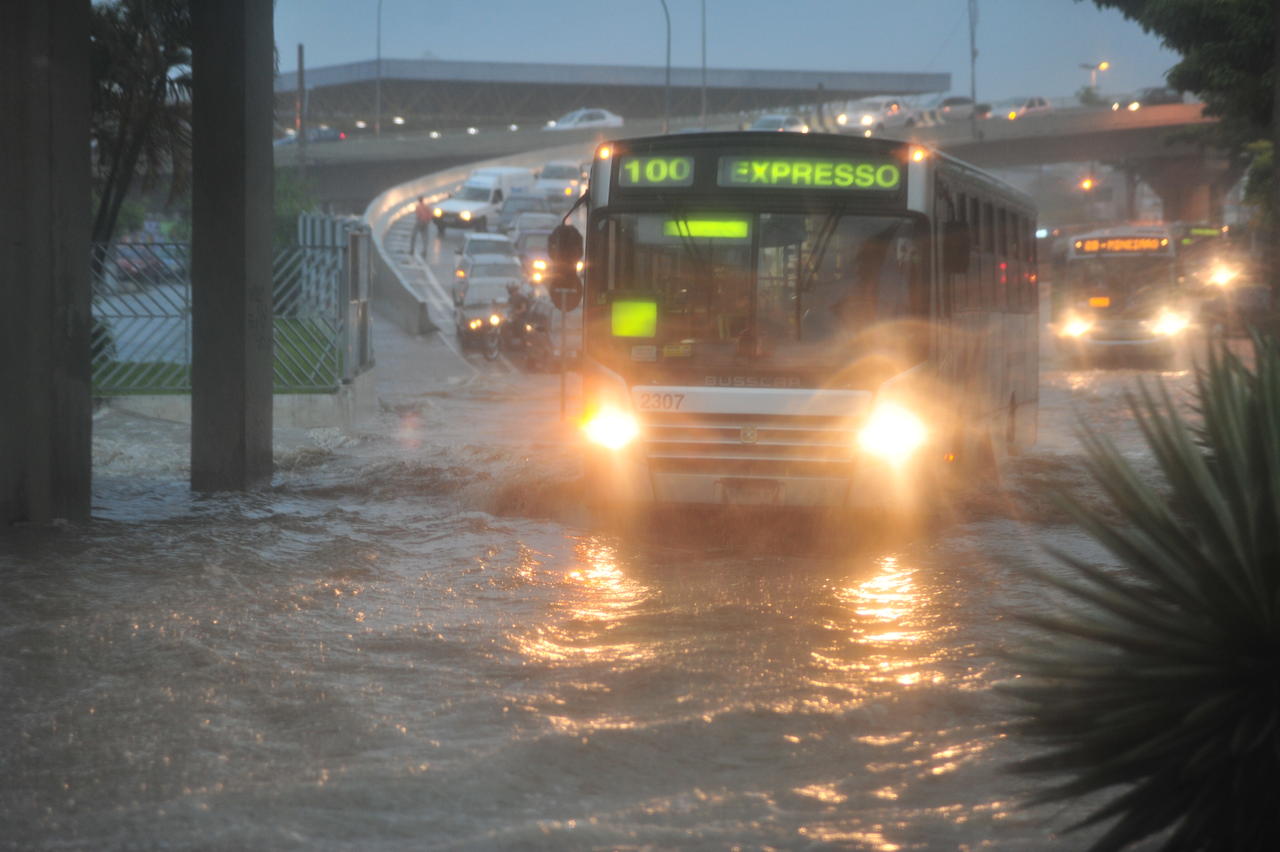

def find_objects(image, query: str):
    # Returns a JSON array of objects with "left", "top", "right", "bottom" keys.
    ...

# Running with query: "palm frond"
[{"left": 1000, "top": 335, "right": 1280, "bottom": 850}]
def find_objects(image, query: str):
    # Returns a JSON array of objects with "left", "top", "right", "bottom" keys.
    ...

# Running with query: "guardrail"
[
  {"left": 362, "top": 140, "right": 600, "bottom": 336},
  {"left": 91, "top": 226, "right": 374, "bottom": 395}
]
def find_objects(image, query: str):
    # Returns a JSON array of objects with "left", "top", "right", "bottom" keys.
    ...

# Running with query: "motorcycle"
[{"left": 502, "top": 298, "right": 555, "bottom": 371}]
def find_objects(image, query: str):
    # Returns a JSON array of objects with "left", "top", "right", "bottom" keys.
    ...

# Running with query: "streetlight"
[
  {"left": 1080, "top": 60, "right": 1110, "bottom": 89},
  {"left": 375, "top": 0, "right": 383, "bottom": 138},
  {"left": 659, "top": 0, "right": 671, "bottom": 133}
]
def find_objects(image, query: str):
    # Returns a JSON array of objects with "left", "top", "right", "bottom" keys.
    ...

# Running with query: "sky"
[{"left": 273, "top": 0, "right": 1181, "bottom": 105}]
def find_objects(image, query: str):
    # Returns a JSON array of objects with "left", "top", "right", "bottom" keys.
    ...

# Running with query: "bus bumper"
[{"left": 586, "top": 450, "right": 922, "bottom": 510}]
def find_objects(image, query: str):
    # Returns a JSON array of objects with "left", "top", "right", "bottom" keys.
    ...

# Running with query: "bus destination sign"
[
  {"left": 1075, "top": 236, "right": 1166, "bottom": 254},
  {"left": 618, "top": 155, "right": 694, "bottom": 188},
  {"left": 718, "top": 157, "right": 902, "bottom": 190}
]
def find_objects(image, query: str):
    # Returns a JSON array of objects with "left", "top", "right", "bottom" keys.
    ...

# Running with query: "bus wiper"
[
  {"left": 796, "top": 205, "right": 846, "bottom": 295},
  {"left": 658, "top": 196, "right": 711, "bottom": 282}
]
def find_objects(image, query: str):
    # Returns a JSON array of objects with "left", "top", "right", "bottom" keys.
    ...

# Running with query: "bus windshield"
[
  {"left": 1065, "top": 255, "right": 1175, "bottom": 316},
  {"left": 601, "top": 210, "right": 926, "bottom": 374}
]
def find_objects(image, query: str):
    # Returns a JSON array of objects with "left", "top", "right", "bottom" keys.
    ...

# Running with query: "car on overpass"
[
  {"left": 994, "top": 95, "right": 1054, "bottom": 120},
  {"left": 1112, "top": 86, "right": 1183, "bottom": 111},
  {"left": 748, "top": 113, "right": 809, "bottom": 133},
  {"left": 835, "top": 97, "right": 908, "bottom": 131},
  {"left": 543, "top": 108, "right": 624, "bottom": 130}
]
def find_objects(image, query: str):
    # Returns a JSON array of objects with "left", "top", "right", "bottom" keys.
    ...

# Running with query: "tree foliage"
[
  {"left": 1084, "top": 0, "right": 1273, "bottom": 144},
  {"left": 90, "top": 0, "right": 192, "bottom": 243}
]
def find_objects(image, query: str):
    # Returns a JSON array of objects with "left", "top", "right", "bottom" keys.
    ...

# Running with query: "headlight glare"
[
  {"left": 1148, "top": 309, "right": 1190, "bottom": 336},
  {"left": 1059, "top": 315, "right": 1094, "bottom": 338},
  {"left": 460, "top": 210, "right": 472, "bottom": 221},
  {"left": 583, "top": 407, "right": 640, "bottom": 451},
  {"left": 857, "top": 404, "right": 927, "bottom": 465}
]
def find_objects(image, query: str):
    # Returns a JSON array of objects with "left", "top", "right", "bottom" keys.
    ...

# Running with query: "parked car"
[
  {"left": 1112, "top": 87, "right": 1183, "bottom": 111},
  {"left": 543, "top": 108, "right": 624, "bottom": 130},
  {"left": 748, "top": 114, "right": 809, "bottom": 133}
]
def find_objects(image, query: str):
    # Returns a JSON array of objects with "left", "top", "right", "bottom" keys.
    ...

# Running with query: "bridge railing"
[{"left": 362, "top": 140, "right": 596, "bottom": 337}]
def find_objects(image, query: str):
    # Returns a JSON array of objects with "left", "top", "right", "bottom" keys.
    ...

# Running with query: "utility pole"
[
  {"left": 700, "top": 0, "right": 707, "bottom": 128},
  {"left": 968, "top": 0, "right": 978, "bottom": 141},
  {"left": 659, "top": 0, "right": 671, "bottom": 133},
  {"left": 296, "top": 43, "right": 306, "bottom": 177},
  {"left": 375, "top": 0, "right": 383, "bottom": 138}
]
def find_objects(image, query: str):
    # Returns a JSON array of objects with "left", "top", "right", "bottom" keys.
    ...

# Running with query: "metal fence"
[{"left": 91, "top": 223, "right": 373, "bottom": 395}]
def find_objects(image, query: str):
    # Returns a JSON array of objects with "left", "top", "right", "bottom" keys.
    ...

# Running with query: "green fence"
[{"left": 91, "top": 233, "right": 372, "bottom": 395}]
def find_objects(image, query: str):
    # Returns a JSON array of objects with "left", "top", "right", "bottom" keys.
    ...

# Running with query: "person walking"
[{"left": 408, "top": 196, "right": 431, "bottom": 257}]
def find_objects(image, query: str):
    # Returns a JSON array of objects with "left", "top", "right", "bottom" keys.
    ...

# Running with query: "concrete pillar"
[
  {"left": 190, "top": 0, "right": 275, "bottom": 491},
  {"left": 1137, "top": 154, "right": 1244, "bottom": 225},
  {"left": 1, "top": 0, "right": 92, "bottom": 526}
]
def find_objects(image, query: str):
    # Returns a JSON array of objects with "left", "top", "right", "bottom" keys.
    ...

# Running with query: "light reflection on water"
[{"left": 1, "top": 378, "right": 1163, "bottom": 850}]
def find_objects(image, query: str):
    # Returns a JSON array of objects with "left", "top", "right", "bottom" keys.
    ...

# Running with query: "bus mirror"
[
  {"left": 944, "top": 222, "right": 970, "bottom": 275},
  {"left": 547, "top": 224, "right": 584, "bottom": 263}
]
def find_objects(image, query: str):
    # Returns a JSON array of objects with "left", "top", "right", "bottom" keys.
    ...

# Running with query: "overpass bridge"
[
  {"left": 287, "top": 100, "right": 1229, "bottom": 224},
  {"left": 276, "top": 58, "right": 949, "bottom": 132}
]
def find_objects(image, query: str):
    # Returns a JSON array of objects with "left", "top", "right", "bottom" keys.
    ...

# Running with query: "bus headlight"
[
  {"left": 1058, "top": 315, "right": 1095, "bottom": 338},
  {"left": 1208, "top": 265, "right": 1238, "bottom": 287},
  {"left": 1147, "top": 309, "right": 1190, "bottom": 336},
  {"left": 583, "top": 407, "right": 640, "bottom": 451},
  {"left": 857, "top": 404, "right": 927, "bottom": 465}
]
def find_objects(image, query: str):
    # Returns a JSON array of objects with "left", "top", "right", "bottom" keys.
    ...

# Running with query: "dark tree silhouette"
[{"left": 90, "top": 0, "right": 192, "bottom": 244}]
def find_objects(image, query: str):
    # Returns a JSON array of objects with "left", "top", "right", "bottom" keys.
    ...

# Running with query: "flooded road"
[{"left": 0, "top": 253, "right": 1194, "bottom": 851}]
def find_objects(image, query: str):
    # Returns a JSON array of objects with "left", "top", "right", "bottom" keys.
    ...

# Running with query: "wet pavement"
[{"left": 0, "top": 281, "right": 1205, "bottom": 849}]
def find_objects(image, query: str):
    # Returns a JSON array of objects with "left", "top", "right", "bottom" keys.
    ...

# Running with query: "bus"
[
  {"left": 1051, "top": 224, "right": 1193, "bottom": 366},
  {"left": 569, "top": 131, "right": 1038, "bottom": 511}
]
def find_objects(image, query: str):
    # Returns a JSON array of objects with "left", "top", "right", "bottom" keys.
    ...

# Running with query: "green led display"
[
  {"left": 619, "top": 155, "right": 694, "bottom": 187},
  {"left": 611, "top": 299, "right": 658, "bottom": 338},
  {"left": 662, "top": 218, "right": 750, "bottom": 239},
  {"left": 717, "top": 157, "right": 902, "bottom": 190}
]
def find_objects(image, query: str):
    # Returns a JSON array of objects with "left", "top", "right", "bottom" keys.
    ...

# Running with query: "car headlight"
[
  {"left": 857, "top": 403, "right": 927, "bottom": 465},
  {"left": 836, "top": 113, "right": 848, "bottom": 125},
  {"left": 1147, "top": 309, "right": 1190, "bottom": 336},
  {"left": 860, "top": 114, "right": 875, "bottom": 126},
  {"left": 583, "top": 406, "right": 640, "bottom": 450},
  {"left": 468, "top": 318, "right": 483, "bottom": 330},
  {"left": 433, "top": 208, "right": 443, "bottom": 218},
  {"left": 489, "top": 313, "right": 502, "bottom": 326},
  {"left": 1058, "top": 315, "right": 1095, "bottom": 338},
  {"left": 460, "top": 210, "right": 472, "bottom": 221},
  {"left": 532, "top": 259, "right": 547, "bottom": 271}
]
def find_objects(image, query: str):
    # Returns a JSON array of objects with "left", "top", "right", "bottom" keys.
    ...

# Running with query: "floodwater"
[{"left": 0, "top": 244, "right": 1196, "bottom": 851}]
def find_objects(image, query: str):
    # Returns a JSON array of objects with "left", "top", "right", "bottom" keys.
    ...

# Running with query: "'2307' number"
[{"left": 637, "top": 392, "right": 684, "bottom": 410}]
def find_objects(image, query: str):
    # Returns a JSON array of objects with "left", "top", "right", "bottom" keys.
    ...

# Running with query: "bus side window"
[
  {"left": 957, "top": 194, "right": 972, "bottom": 310},
  {"left": 982, "top": 202, "right": 995, "bottom": 309}
]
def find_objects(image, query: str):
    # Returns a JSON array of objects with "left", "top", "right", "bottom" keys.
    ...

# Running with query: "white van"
[{"left": 432, "top": 167, "right": 535, "bottom": 234}]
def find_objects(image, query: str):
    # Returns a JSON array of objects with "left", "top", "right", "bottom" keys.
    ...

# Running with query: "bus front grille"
[{"left": 640, "top": 411, "right": 857, "bottom": 477}]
